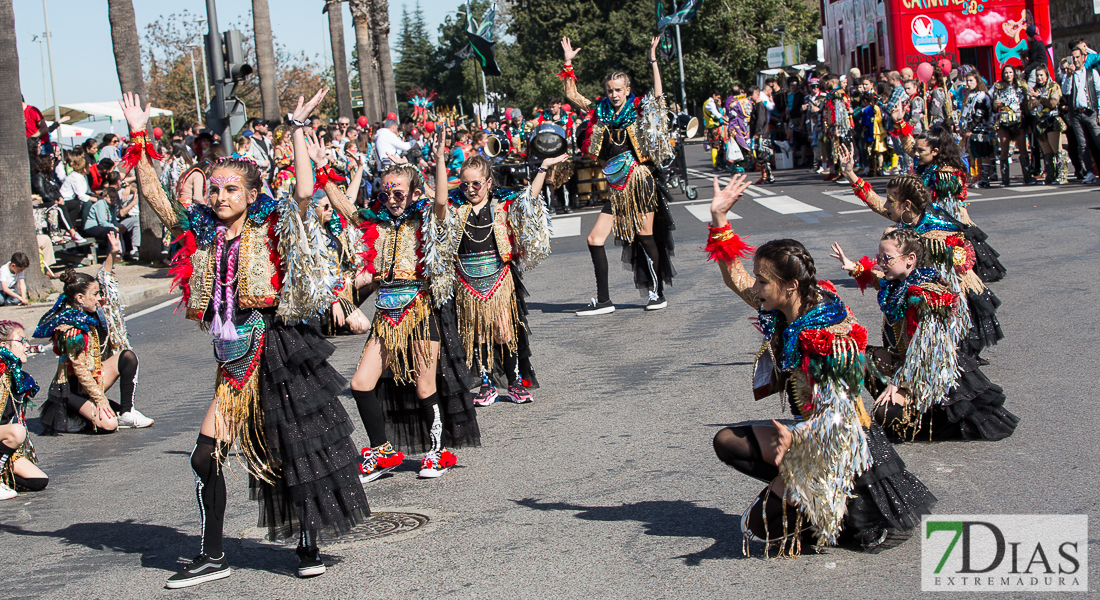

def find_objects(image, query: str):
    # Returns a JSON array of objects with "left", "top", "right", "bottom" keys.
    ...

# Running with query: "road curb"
[{"left": 119, "top": 280, "right": 175, "bottom": 307}]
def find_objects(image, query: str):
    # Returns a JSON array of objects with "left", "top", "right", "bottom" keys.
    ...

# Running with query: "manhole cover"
[{"left": 244, "top": 511, "right": 431, "bottom": 548}]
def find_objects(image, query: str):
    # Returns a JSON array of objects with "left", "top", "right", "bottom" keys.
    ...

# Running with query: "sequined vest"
[
  {"left": 362, "top": 216, "right": 426, "bottom": 281},
  {"left": 454, "top": 202, "right": 513, "bottom": 262},
  {"left": 586, "top": 120, "right": 651, "bottom": 165},
  {"left": 183, "top": 217, "right": 281, "bottom": 321}
]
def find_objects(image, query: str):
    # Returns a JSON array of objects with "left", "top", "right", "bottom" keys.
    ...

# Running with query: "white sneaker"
[
  {"left": 70, "top": 232, "right": 85, "bottom": 242},
  {"left": 0, "top": 483, "right": 17, "bottom": 500},
  {"left": 118, "top": 409, "right": 154, "bottom": 428},
  {"left": 1084, "top": 173, "right": 1096, "bottom": 184}
]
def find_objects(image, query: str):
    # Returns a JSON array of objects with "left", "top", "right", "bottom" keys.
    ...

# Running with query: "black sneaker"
[
  {"left": 644, "top": 292, "right": 667, "bottom": 311},
  {"left": 297, "top": 546, "right": 326, "bottom": 578},
  {"left": 576, "top": 298, "right": 615, "bottom": 316},
  {"left": 165, "top": 554, "right": 230, "bottom": 589}
]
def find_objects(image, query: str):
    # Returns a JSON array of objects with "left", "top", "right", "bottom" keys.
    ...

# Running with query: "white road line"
[
  {"left": 124, "top": 297, "right": 180, "bottom": 321},
  {"left": 1004, "top": 187, "right": 1049, "bottom": 193},
  {"left": 825, "top": 193, "right": 864, "bottom": 206},
  {"left": 967, "top": 188, "right": 1098, "bottom": 202},
  {"left": 685, "top": 168, "right": 762, "bottom": 196},
  {"left": 685, "top": 204, "right": 741, "bottom": 222},
  {"left": 753, "top": 195, "right": 822, "bottom": 214},
  {"left": 838, "top": 208, "right": 872, "bottom": 214},
  {"left": 745, "top": 185, "right": 769, "bottom": 197},
  {"left": 550, "top": 216, "right": 582, "bottom": 239}
]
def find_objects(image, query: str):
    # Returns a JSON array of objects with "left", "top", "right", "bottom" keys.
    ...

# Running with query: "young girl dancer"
[
  {"left": 560, "top": 36, "right": 676, "bottom": 314},
  {"left": 837, "top": 144, "right": 1005, "bottom": 357},
  {"left": 35, "top": 234, "right": 151, "bottom": 433},
  {"left": 0, "top": 320, "right": 47, "bottom": 500},
  {"left": 706, "top": 175, "right": 935, "bottom": 555},
  {"left": 324, "top": 157, "right": 480, "bottom": 482},
  {"left": 429, "top": 141, "right": 560, "bottom": 406},
  {"left": 830, "top": 230, "right": 1018, "bottom": 441},
  {"left": 122, "top": 89, "right": 369, "bottom": 586}
]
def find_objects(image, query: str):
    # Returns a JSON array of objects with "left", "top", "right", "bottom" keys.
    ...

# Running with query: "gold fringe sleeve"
[
  {"left": 563, "top": 69, "right": 592, "bottom": 113},
  {"left": 718, "top": 253, "right": 761, "bottom": 309},
  {"left": 68, "top": 349, "right": 109, "bottom": 410}
]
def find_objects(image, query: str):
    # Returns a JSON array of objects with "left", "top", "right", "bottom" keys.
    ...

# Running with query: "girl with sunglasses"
[
  {"left": 122, "top": 89, "right": 370, "bottom": 586},
  {"left": 34, "top": 233, "right": 151, "bottom": 434},
  {"left": 430, "top": 137, "right": 563, "bottom": 407},
  {"left": 706, "top": 175, "right": 935, "bottom": 555},
  {"left": 830, "top": 229, "right": 1017, "bottom": 442},
  {"left": 560, "top": 36, "right": 677, "bottom": 315},
  {"left": 322, "top": 158, "right": 482, "bottom": 482},
  {"left": 836, "top": 148, "right": 1005, "bottom": 360},
  {"left": 0, "top": 320, "right": 47, "bottom": 501}
]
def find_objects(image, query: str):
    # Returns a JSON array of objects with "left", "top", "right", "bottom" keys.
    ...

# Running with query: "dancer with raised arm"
[
  {"left": 428, "top": 132, "right": 560, "bottom": 406},
  {"left": 321, "top": 151, "right": 481, "bottom": 482},
  {"left": 706, "top": 175, "right": 934, "bottom": 555},
  {"left": 560, "top": 36, "right": 676, "bottom": 314},
  {"left": 830, "top": 230, "right": 1018, "bottom": 441},
  {"left": 35, "top": 233, "right": 152, "bottom": 433},
  {"left": 121, "top": 89, "right": 369, "bottom": 586}
]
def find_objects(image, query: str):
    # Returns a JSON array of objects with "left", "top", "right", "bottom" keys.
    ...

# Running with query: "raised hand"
[
  {"left": 649, "top": 36, "right": 661, "bottom": 62},
  {"left": 434, "top": 129, "right": 448, "bottom": 161},
  {"left": 710, "top": 174, "right": 750, "bottom": 223},
  {"left": 541, "top": 154, "right": 570, "bottom": 168},
  {"left": 890, "top": 103, "right": 905, "bottom": 122},
  {"left": 561, "top": 37, "right": 581, "bottom": 63},
  {"left": 304, "top": 129, "right": 328, "bottom": 166},
  {"left": 836, "top": 143, "right": 856, "bottom": 175},
  {"left": 107, "top": 231, "right": 122, "bottom": 257},
  {"left": 118, "top": 92, "right": 152, "bottom": 133},
  {"left": 829, "top": 242, "right": 856, "bottom": 272},
  {"left": 291, "top": 88, "right": 329, "bottom": 124}
]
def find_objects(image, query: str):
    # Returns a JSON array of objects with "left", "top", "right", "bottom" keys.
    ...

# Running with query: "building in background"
[
  {"left": 820, "top": 0, "right": 1052, "bottom": 81},
  {"left": 1050, "top": 0, "right": 1100, "bottom": 60}
]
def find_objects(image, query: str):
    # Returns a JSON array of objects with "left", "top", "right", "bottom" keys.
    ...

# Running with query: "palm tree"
[
  {"left": 369, "top": 0, "right": 397, "bottom": 116},
  {"left": 252, "top": 0, "right": 281, "bottom": 121},
  {"left": 349, "top": 0, "right": 380, "bottom": 122},
  {"left": 108, "top": 0, "right": 162, "bottom": 262},
  {"left": 324, "top": 0, "right": 353, "bottom": 120},
  {"left": 0, "top": 0, "right": 49, "bottom": 297}
]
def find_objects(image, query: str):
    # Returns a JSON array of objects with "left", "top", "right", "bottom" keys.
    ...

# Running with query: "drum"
[
  {"left": 575, "top": 164, "right": 610, "bottom": 204},
  {"left": 529, "top": 123, "right": 567, "bottom": 160},
  {"left": 485, "top": 131, "right": 511, "bottom": 157}
]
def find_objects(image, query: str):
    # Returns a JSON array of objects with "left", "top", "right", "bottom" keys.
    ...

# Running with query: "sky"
[{"left": 14, "top": 0, "right": 459, "bottom": 112}]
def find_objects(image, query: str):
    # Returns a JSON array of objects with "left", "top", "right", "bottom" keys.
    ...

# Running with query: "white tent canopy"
[
  {"left": 44, "top": 102, "right": 172, "bottom": 124},
  {"left": 48, "top": 123, "right": 95, "bottom": 139}
]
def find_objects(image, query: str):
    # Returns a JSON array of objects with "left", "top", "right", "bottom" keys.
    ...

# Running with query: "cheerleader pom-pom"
[
  {"left": 703, "top": 224, "right": 754, "bottom": 263},
  {"left": 438, "top": 450, "right": 457, "bottom": 469}
]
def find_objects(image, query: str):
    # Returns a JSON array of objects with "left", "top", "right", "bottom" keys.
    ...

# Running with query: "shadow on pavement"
[{"left": 513, "top": 498, "right": 744, "bottom": 565}]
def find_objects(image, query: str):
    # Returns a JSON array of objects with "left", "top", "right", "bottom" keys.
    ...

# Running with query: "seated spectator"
[
  {"left": 31, "top": 155, "right": 61, "bottom": 206},
  {"left": 59, "top": 154, "right": 93, "bottom": 233},
  {"left": 98, "top": 134, "right": 122, "bottom": 163},
  {"left": 104, "top": 172, "right": 141, "bottom": 259},
  {"left": 0, "top": 253, "right": 31, "bottom": 306},
  {"left": 82, "top": 191, "right": 121, "bottom": 258}
]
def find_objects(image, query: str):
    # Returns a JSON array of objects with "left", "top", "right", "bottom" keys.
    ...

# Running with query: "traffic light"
[{"left": 223, "top": 30, "right": 253, "bottom": 83}]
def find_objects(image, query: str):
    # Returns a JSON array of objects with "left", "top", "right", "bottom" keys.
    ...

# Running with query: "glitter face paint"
[{"left": 208, "top": 174, "right": 245, "bottom": 203}]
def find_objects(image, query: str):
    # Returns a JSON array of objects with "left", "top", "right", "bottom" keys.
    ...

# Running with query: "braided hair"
[
  {"left": 885, "top": 173, "right": 932, "bottom": 214},
  {"left": 916, "top": 126, "right": 967, "bottom": 171},
  {"left": 754, "top": 239, "right": 822, "bottom": 314},
  {"left": 881, "top": 227, "right": 925, "bottom": 266}
]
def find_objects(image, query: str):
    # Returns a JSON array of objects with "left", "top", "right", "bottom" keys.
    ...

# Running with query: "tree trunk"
[
  {"left": 326, "top": 1, "right": 353, "bottom": 120},
  {"left": 0, "top": 0, "right": 49, "bottom": 298},
  {"left": 349, "top": 0, "right": 380, "bottom": 122},
  {"left": 369, "top": 0, "right": 397, "bottom": 116},
  {"left": 108, "top": 0, "right": 162, "bottom": 263},
  {"left": 252, "top": 0, "right": 281, "bottom": 121}
]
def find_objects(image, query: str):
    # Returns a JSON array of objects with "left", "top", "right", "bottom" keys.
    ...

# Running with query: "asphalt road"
[{"left": 1, "top": 147, "right": 1098, "bottom": 598}]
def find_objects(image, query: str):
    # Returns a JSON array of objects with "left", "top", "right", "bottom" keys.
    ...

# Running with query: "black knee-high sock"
[
  {"left": 637, "top": 234, "right": 662, "bottom": 297},
  {"left": 298, "top": 527, "right": 319, "bottom": 553},
  {"left": 423, "top": 394, "right": 442, "bottom": 454},
  {"left": 352, "top": 388, "right": 388, "bottom": 448},
  {"left": 14, "top": 475, "right": 49, "bottom": 491},
  {"left": 588, "top": 244, "right": 610, "bottom": 303},
  {"left": 116, "top": 350, "right": 139, "bottom": 413},
  {"left": 190, "top": 434, "right": 226, "bottom": 558},
  {"left": 0, "top": 438, "right": 16, "bottom": 479},
  {"left": 500, "top": 345, "right": 519, "bottom": 385}
]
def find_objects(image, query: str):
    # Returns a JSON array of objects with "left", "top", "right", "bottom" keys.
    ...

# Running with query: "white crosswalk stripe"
[
  {"left": 550, "top": 216, "right": 582, "bottom": 239},
  {"left": 752, "top": 195, "right": 822, "bottom": 214},
  {"left": 684, "top": 204, "right": 740, "bottom": 222}
]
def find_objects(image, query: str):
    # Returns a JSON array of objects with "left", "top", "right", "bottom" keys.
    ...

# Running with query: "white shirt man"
[{"left": 374, "top": 119, "right": 414, "bottom": 170}]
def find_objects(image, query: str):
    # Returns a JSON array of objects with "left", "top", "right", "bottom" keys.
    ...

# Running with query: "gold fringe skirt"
[
  {"left": 455, "top": 266, "right": 520, "bottom": 370},
  {"left": 610, "top": 163, "right": 657, "bottom": 243},
  {"left": 370, "top": 292, "right": 432, "bottom": 384},
  {"left": 212, "top": 368, "right": 273, "bottom": 483}
]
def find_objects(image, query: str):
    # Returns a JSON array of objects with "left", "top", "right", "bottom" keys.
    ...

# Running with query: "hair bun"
[{"left": 58, "top": 268, "right": 76, "bottom": 284}]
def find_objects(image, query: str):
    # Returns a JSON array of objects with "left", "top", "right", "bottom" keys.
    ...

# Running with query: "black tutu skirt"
[
  {"left": 839, "top": 423, "right": 937, "bottom": 545},
  {"left": 248, "top": 321, "right": 370, "bottom": 541},
  {"left": 375, "top": 297, "right": 481, "bottom": 454},
  {"left": 617, "top": 166, "right": 677, "bottom": 296},
  {"left": 965, "top": 288, "right": 1004, "bottom": 355},
  {"left": 964, "top": 224, "right": 1006, "bottom": 283},
  {"left": 486, "top": 269, "right": 539, "bottom": 390},
  {"left": 40, "top": 379, "right": 81, "bottom": 434}
]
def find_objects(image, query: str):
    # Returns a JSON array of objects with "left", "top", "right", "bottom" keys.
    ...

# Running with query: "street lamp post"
[
  {"left": 30, "top": 33, "right": 48, "bottom": 109},
  {"left": 195, "top": 17, "right": 210, "bottom": 109},
  {"left": 188, "top": 46, "right": 203, "bottom": 124},
  {"left": 40, "top": 0, "right": 61, "bottom": 124}
]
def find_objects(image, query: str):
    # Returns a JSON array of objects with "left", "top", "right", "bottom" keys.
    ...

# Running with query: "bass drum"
[{"left": 529, "top": 123, "right": 567, "bottom": 160}]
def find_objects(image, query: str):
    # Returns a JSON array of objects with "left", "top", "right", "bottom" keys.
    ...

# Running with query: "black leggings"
[{"left": 115, "top": 350, "right": 138, "bottom": 414}]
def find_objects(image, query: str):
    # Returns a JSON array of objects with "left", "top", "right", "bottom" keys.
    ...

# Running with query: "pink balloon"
[
  {"left": 938, "top": 58, "right": 952, "bottom": 74},
  {"left": 357, "top": 115, "right": 369, "bottom": 128},
  {"left": 152, "top": 127, "right": 163, "bottom": 139},
  {"left": 916, "top": 62, "right": 934, "bottom": 83}
]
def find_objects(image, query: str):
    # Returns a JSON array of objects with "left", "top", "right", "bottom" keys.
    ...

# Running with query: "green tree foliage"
[
  {"left": 394, "top": 1, "right": 435, "bottom": 111},
  {"left": 679, "top": 0, "right": 820, "bottom": 101}
]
